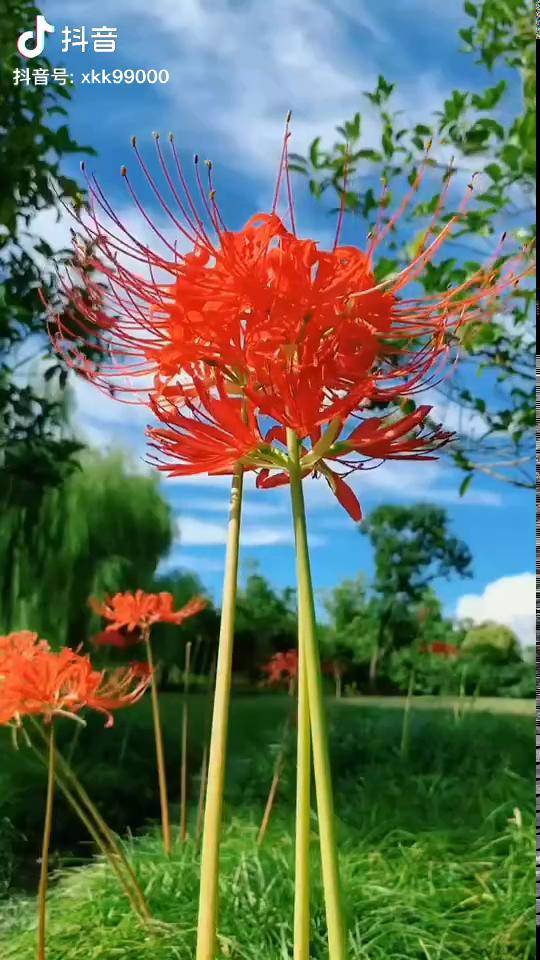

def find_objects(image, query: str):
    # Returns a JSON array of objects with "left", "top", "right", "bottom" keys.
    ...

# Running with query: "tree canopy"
[
  {"left": 0, "top": 451, "right": 173, "bottom": 644},
  {"left": 1, "top": 0, "right": 93, "bottom": 493}
]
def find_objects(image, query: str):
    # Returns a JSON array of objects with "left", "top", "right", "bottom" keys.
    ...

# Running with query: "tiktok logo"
[{"left": 16, "top": 15, "right": 55, "bottom": 59}]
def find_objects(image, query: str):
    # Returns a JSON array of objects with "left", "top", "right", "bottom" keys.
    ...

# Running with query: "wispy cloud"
[
  {"left": 53, "top": 0, "right": 451, "bottom": 182},
  {"left": 175, "top": 515, "right": 325, "bottom": 547},
  {"left": 159, "top": 550, "right": 225, "bottom": 574}
]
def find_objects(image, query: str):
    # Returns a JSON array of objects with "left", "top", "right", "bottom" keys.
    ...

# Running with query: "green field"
[{"left": 0, "top": 696, "right": 535, "bottom": 958}]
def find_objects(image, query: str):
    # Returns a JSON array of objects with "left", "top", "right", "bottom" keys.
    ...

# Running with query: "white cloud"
[
  {"left": 456, "top": 573, "right": 536, "bottom": 646},
  {"left": 159, "top": 550, "right": 225, "bottom": 574},
  {"left": 177, "top": 496, "right": 288, "bottom": 518},
  {"left": 53, "top": 0, "right": 450, "bottom": 181},
  {"left": 175, "top": 515, "right": 324, "bottom": 547},
  {"left": 424, "top": 388, "right": 489, "bottom": 442}
]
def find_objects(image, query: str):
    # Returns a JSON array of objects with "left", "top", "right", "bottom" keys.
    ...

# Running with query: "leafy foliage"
[
  {"left": 235, "top": 572, "right": 297, "bottom": 674},
  {"left": 146, "top": 571, "right": 220, "bottom": 686},
  {"left": 291, "top": 0, "right": 535, "bottom": 489},
  {"left": 462, "top": 620, "right": 521, "bottom": 662},
  {"left": 0, "top": 452, "right": 173, "bottom": 644},
  {"left": 0, "top": 0, "right": 94, "bottom": 489},
  {"left": 362, "top": 504, "right": 473, "bottom": 600}
]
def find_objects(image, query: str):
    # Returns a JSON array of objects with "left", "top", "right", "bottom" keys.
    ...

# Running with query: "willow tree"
[{"left": 0, "top": 451, "right": 173, "bottom": 645}]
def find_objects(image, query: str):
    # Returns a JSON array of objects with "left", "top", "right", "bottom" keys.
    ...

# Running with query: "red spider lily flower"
[
  {"left": 262, "top": 650, "right": 299, "bottom": 687},
  {"left": 91, "top": 629, "right": 132, "bottom": 649},
  {"left": 0, "top": 645, "right": 150, "bottom": 727},
  {"left": 47, "top": 122, "right": 534, "bottom": 519},
  {"left": 148, "top": 378, "right": 265, "bottom": 477},
  {"left": 420, "top": 642, "right": 459, "bottom": 658},
  {"left": 0, "top": 631, "right": 51, "bottom": 667},
  {"left": 255, "top": 404, "right": 454, "bottom": 520},
  {"left": 91, "top": 590, "right": 206, "bottom": 634}
]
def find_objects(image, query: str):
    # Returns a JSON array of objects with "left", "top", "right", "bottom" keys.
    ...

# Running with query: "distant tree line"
[{"left": 2, "top": 451, "right": 530, "bottom": 698}]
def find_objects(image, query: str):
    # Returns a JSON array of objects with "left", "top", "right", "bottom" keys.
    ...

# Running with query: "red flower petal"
[{"left": 328, "top": 473, "right": 362, "bottom": 521}]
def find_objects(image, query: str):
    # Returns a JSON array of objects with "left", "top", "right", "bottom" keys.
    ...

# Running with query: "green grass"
[
  {"left": 338, "top": 695, "right": 535, "bottom": 716},
  {"left": 0, "top": 816, "right": 533, "bottom": 959},
  {"left": 0, "top": 697, "right": 535, "bottom": 958}
]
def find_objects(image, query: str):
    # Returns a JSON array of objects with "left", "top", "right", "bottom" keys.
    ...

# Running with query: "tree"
[
  {"left": 0, "top": 451, "right": 173, "bottom": 644},
  {"left": 1, "top": 0, "right": 94, "bottom": 493},
  {"left": 361, "top": 504, "right": 472, "bottom": 686},
  {"left": 459, "top": 620, "right": 533, "bottom": 697},
  {"left": 149, "top": 570, "right": 219, "bottom": 686},
  {"left": 462, "top": 620, "right": 521, "bottom": 663},
  {"left": 322, "top": 574, "right": 378, "bottom": 679},
  {"left": 387, "top": 591, "right": 465, "bottom": 695},
  {"left": 235, "top": 573, "right": 297, "bottom": 674},
  {"left": 291, "top": 0, "right": 535, "bottom": 490}
]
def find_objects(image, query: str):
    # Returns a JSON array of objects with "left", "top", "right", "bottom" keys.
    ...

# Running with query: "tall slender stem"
[
  {"left": 37, "top": 721, "right": 55, "bottom": 960},
  {"left": 196, "top": 656, "right": 217, "bottom": 846},
  {"left": 180, "top": 641, "right": 193, "bottom": 842},
  {"left": 287, "top": 429, "right": 347, "bottom": 960},
  {"left": 29, "top": 740, "right": 149, "bottom": 921},
  {"left": 293, "top": 644, "right": 311, "bottom": 960},
  {"left": 196, "top": 744, "right": 209, "bottom": 846},
  {"left": 257, "top": 691, "right": 295, "bottom": 848},
  {"left": 196, "top": 466, "right": 244, "bottom": 960},
  {"left": 400, "top": 669, "right": 415, "bottom": 759},
  {"left": 145, "top": 630, "right": 171, "bottom": 855},
  {"left": 29, "top": 719, "right": 151, "bottom": 920}
]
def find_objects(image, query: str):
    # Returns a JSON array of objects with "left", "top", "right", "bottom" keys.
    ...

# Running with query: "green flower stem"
[
  {"left": 145, "top": 629, "right": 171, "bottom": 856},
  {"left": 287, "top": 429, "right": 347, "bottom": 960},
  {"left": 293, "top": 640, "right": 311, "bottom": 960},
  {"left": 29, "top": 719, "right": 151, "bottom": 921},
  {"left": 257, "top": 682, "right": 296, "bottom": 848},
  {"left": 196, "top": 656, "right": 217, "bottom": 846},
  {"left": 196, "top": 466, "right": 244, "bottom": 960},
  {"left": 400, "top": 669, "right": 415, "bottom": 759},
  {"left": 180, "top": 641, "right": 193, "bottom": 842},
  {"left": 29, "top": 739, "right": 150, "bottom": 922},
  {"left": 37, "top": 720, "right": 55, "bottom": 960}
]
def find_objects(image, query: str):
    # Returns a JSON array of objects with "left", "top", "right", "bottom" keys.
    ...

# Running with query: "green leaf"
[
  {"left": 459, "top": 475, "right": 474, "bottom": 498},
  {"left": 471, "top": 80, "right": 507, "bottom": 110},
  {"left": 356, "top": 149, "right": 383, "bottom": 162},
  {"left": 382, "top": 126, "right": 394, "bottom": 159},
  {"left": 484, "top": 162, "right": 503, "bottom": 181},
  {"left": 310, "top": 137, "right": 322, "bottom": 169}
]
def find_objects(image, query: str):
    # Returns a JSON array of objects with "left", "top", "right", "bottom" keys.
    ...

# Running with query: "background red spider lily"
[{"left": 90, "top": 590, "right": 206, "bottom": 634}]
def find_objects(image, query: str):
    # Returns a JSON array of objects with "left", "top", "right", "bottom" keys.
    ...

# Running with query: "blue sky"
[{"left": 20, "top": 1, "right": 534, "bottom": 641}]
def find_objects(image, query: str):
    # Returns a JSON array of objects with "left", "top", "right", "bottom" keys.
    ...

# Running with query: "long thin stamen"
[{"left": 272, "top": 110, "right": 293, "bottom": 214}]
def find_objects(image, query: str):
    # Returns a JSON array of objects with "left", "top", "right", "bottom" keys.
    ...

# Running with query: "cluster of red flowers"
[
  {"left": 420, "top": 641, "right": 459, "bottom": 658},
  {"left": 48, "top": 123, "right": 533, "bottom": 520},
  {"left": 262, "top": 649, "right": 299, "bottom": 686},
  {"left": 90, "top": 590, "right": 206, "bottom": 643},
  {"left": 0, "top": 631, "right": 151, "bottom": 727}
]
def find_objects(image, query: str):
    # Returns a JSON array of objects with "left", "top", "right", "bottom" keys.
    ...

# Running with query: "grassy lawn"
[
  {"left": 337, "top": 694, "right": 535, "bottom": 715},
  {"left": 0, "top": 696, "right": 535, "bottom": 958}
]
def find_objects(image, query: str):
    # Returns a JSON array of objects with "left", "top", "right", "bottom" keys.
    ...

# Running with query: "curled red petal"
[
  {"left": 328, "top": 472, "right": 362, "bottom": 521},
  {"left": 256, "top": 469, "right": 291, "bottom": 489}
]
